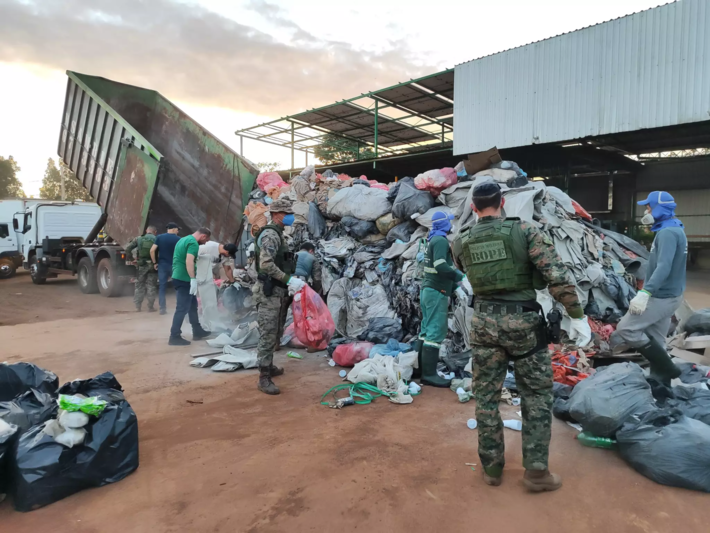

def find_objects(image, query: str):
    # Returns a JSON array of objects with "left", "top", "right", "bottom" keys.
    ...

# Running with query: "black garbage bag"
[
  {"left": 0, "top": 362, "right": 58, "bottom": 401},
  {"left": 567, "top": 362, "right": 657, "bottom": 437},
  {"left": 10, "top": 372, "right": 139, "bottom": 512},
  {"left": 392, "top": 178, "right": 435, "bottom": 220},
  {"left": 667, "top": 385, "right": 710, "bottom": 425},
  {"left": 0, "top": 389, "right": 57, "bottom": 432},
  {"left": 442, "top": 349, "right": 471, "bottom": 374},
  {"left": 357, "top": 317, "right": 404, "bottom": 344},
  {"left": 0, "top": 420, "right": 18, "bottom": 496},
  {"left": 676, "top": 361, "right": 710, "bottom": 385},
  {"left": 617, "top": 409, "right": 710, "bottom": 492},
  {"left": 387, "top": 220, "right": 419, "bottom": 244},
  {"left": 552, "top": 398, "right": 575, "bottom": 422},
  {"left": 352, "top": 179, "right": 371, "bottom": 187},
  {"left": 553, "top": 382, "right": 574, "bottom": 400},
  {"left": 685, "top": 308, "right": 710, "bottom": 336},
  {"left": 307, "top": 202, "right": 326, "bottom": 239},
  {"left": 341, "top": 216, "right": 379, "bottom": 239}
]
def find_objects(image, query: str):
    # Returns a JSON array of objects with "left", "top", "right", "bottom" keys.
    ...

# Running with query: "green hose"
[{"left": 320, "top": 382, "right": 393, "bottom": 407}]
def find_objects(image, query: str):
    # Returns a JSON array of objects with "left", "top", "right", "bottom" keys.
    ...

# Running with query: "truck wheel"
[
  {"left": 97, "top": 257, "right": 123, "bottom": 297},
  {"left": 78, "top": 257, "right": 99, "bottom": 294},
  {"left": 0, "top": 258, "right": 16, "bottom": 279},
  {"left": 29, "top": 256, "right": 47, "bottom": 285}
]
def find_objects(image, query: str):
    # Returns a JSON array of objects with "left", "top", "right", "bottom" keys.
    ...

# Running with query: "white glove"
[
  {"left": 568, "top": 315, "right": 592, "bottom": 347},
  {"left": 629, "top": 290, "right": 650, "bottom": 315},
  {"left": 287, "top": 277, "right": 306, "bottom": 296},
  {"left": 189, "top": 278, "right": 198, "bottom": 295}
]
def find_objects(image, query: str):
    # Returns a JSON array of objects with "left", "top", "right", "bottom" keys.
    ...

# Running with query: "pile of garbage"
[
  {"left": 241, "top": 153, "right": 646, "bottom": 381},
  {"left": 554, "top": 360, "right": 710, "bottom": 492},
  {"left": 0, "top": 362, "right": 138, "bottom": 511}
]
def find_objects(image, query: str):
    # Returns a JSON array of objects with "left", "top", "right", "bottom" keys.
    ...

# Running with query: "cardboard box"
[{"left": 463, "top": 147, "right": 502, "bottom": 176}]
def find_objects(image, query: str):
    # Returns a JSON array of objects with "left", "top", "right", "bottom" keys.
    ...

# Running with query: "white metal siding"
[
  {"left": 454, "top": 0, "right": 710, "bottom": 155},
  {"left": 636, "top": 189, "right": 710, "bottom": 242}
]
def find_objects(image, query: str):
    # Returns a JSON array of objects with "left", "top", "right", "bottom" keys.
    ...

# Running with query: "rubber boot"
[
  {"left": 410, "top": 339, "right": 423, "bottom": 379},
  {"left": 258, "top": 368, "right": 280, "bottom": 395},
  {"left": 420, "top": 344, "right": 451, "bottom": 387},
  {"left": 483, "top": 466, "right": 503, "bottom": 487},
  {"left": 269, "top": 364, "right": 284, "bottom": 377},
  {"left": 522, "top": 470, "right": 562, "bottom": 493},
  {"left": 638, "top": 337, "right": 681, "bottom": 385}
]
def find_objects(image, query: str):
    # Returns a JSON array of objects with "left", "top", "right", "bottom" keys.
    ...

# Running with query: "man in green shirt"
[
  {"left": 169, "top": 227, "right": 212, "bottom": 346},
  {"left": 416, "top": 211, "right": 465, "bottom": 387}
]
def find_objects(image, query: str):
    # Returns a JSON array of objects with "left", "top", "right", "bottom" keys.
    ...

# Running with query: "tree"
[
  {"left": 256, "top": 162, "right": 280, "bottom": 172},
  {"left": 39, "top": 158, "right": 93, "bottom": 201},
  {"left": 0, "top": 156, "right": 26, "bottom": 198},
  {"left": 313, "top": 134, "right": 375, "bottom": 165}
]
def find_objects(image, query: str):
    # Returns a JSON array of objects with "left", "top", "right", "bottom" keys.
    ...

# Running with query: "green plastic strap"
[{"left": 320, "top": 382, "right": 394, "bottom": 406}]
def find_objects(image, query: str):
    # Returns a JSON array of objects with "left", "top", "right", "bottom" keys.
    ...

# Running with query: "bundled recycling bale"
[{"left": 327, "top": 186, "right": 391, "bottom": 221}]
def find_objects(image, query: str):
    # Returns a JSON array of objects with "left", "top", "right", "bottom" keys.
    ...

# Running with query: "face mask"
[
  {"left": 282, "top": 214, "right": 295, "bottom": 226},
  {"left": 641, "top": 213, "right": 655, "bottom": 225}
]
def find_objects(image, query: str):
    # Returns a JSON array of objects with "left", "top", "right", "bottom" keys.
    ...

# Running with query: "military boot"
[
  {"left": 269, "top": 364, "right": 284, "bottom": 377},
  {"left": 420, "top": 344, "right": 451, "bottom": 387},
  {"left": 638, "top": 338, "right": 681, "bottom": 385},
  {"left": 258, "top": 368, "right": 280, "bottom": 395},
  {"left": 147, "top": 305, "right": 156, "bottom": 313},
  {"left": 523, "top": 469, "right": 562, "bottom": 492},
  {"left": 410, "top": 339, "right": 423, "bottom": 379},
  {"left": 483, "top": 466, "right": 503, "bottom": 487}
]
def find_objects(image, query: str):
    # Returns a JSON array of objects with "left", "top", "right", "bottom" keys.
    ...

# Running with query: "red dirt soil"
[{"left": 1, "top": 272, "right": 709, "bottom": 532}]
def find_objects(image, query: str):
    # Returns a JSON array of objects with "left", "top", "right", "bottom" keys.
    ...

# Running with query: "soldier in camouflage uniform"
[
  {"left": 253, "top": 199, "right": 306, "bottom": 395},
  {"left": 453, "top": 182, "right": 591, "bottom": 492},
  {"left": 125, "top": 226, "right": 159, "bottom": 312}
]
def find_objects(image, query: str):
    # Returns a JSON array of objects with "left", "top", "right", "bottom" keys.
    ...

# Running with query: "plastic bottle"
[
  {"left": 577, "top": 431, "right": 617, "bottom": 450},
  {"left": 286, "top": 351, "right": 303, "bottom": 359}
]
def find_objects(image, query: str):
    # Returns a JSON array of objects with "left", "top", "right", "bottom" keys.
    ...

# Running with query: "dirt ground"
[{"left": 1, "top": 270, "right": 710, "bottom": 532}]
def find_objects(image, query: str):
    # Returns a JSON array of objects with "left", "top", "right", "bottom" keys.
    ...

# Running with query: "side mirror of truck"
[{"left": 12, "top": 218, "right": 18, "bottom": 231}]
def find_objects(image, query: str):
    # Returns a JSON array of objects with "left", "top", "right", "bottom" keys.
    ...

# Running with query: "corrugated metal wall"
[{"left": 454, "top": 0, "right": 710, "bottom": 155}]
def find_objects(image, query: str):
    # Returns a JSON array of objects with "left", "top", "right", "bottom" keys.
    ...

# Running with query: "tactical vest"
[
  {"left": 136, "top": 234, "right": 156, "bottom": 264},
  {"left": 254, "top": 225, "right": 295, "bottom": 278},
  {"left": 459, "top": 218, "right": 543, "bottom": 298}
]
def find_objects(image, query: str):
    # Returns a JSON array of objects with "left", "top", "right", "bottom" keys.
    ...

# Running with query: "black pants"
[{"left": 170, "top": 279, "right": 200, "bottom": 338}]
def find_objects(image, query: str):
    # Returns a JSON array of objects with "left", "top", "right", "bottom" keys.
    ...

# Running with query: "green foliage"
[
  {"left": 0, "top": 156, "right": 26, "bottom": 198},
  {"left": 313, "top": 134, "right": 375, "bottom": 165},
  {"left": 256, "top": 162, "right": 280, "bottom": 172},
  {"left": 39, "top": 158, "right": 93, "bottom": 201}
]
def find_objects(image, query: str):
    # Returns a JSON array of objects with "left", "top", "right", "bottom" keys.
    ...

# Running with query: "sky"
[{"left": 0, "top": 0, "right": 668, "bottom": 196}]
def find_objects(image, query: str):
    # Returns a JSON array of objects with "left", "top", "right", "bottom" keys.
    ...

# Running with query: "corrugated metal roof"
[{"left": 454, "top": 0, "right": 710, "bottom": 155}]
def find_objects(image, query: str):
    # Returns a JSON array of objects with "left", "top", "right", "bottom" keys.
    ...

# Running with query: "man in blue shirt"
[
  {"left": 611, "top": 191, "right": 687, "bottom": 383},
  {"left": 150, "top": 222, "right": 182, "bottom": 315}
]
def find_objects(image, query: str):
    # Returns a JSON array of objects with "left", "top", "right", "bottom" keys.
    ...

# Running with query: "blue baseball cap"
[{"left": 638, "top": 191, "right": 675, "bottom": 207}]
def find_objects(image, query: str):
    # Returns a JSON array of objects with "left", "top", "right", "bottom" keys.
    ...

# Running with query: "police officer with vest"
[
  {"left": 415, "top": 211, "right": 465, "bottom": 387},
  {"left": 454, "top": 182, "right": 591, "bottom": 492},
  {"left": 253, "top": 199, "right": 306, "bottom": 395},
  {"left": 125, "top": 225, "right": 159, "bottom": 312}
]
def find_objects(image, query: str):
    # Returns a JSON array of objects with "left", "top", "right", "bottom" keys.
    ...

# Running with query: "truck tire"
[
  {"left": 97, "top": 257, "right": 123, "bottom": 297},
  {"left": 77, "top": 257, "right": 99, "bottom": 294},
  {"left": 29, "top": 255, "right": 47, "bottom": 285},
  {"left": 0, "top": 258, "right": 16, "bottom": 279}
]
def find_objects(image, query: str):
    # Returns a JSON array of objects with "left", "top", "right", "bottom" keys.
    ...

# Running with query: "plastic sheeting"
[
  {"left": 327, "top": 186, "right": 392, "bottom": 221},
  {"left": 328, "top": 279, "right": 397, "bottom": 337},
  {"left": 0, "top": 363, "right": 58, "bottom": 402}
]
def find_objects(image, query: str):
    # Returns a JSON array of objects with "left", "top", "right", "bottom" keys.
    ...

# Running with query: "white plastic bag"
[
  {"left": 327, "top": 186, "right": 392, "bottom": 221},
  {"left": 58, "top": 410, "right": 90, "bottom": 429},
  {"left": 54, "top": 427, "right": 87, "bottom": 448}
]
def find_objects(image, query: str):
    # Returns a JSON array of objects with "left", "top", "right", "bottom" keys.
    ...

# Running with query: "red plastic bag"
[
  {"left": 292, "top": 286, "right": 336, "bottom": 350},
  {"left": 256, "top": 171, "right": 287, "bottom": 192},
  {"left": 571, "top": 200, "right": 592, "bottom": 221},
  {"left": 413, "top": 168, "right": 458, "bottom": 197},
  {"left": 332, "top": 342, "right": 374, "bottom": 367},
  {"left": 281, "top": 323, "right": 305, "bottom": 348}
]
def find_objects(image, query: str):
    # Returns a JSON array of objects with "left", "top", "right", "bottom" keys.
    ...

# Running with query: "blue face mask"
[{"left": 282, "top": 214, "right": 295, "bottom": 226}]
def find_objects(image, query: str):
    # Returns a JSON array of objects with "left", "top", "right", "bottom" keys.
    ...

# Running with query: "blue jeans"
[
  {"left": 158, "top": 263, "right": 172, "bottom": 311},
  {"left": 170, "top": 279, "right": 201, "bottom": 338}
]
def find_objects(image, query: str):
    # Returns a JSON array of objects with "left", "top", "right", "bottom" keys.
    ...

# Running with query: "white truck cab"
[{"left": 0, "top": 198, "right": 46, "bottom": 278}]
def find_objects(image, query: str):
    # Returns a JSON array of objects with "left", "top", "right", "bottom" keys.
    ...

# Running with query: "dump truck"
[{"left": 17, "top": 70, "right": 258, "bottom": 296}]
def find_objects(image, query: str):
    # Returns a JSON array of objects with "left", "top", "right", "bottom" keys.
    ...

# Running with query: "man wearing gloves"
[
  {"left": 454, "top": 182, "right": 591, "bottom": 492},
  {"left": 416, "top": 211, "right": 465, "bottom": 387},
  {"left": 168, "top": 227, "right": 212, "bottom": 346},
  {"left": 253, "top": 199, "right": 306, "bottom": 395},
  {"left": 611, "top": 191, "right": 686, "bottom": 383}
]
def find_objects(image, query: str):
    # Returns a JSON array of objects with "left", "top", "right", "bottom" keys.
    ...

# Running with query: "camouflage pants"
[
  {"left": 134, "top": 263, "right": 158, "bottom": 308},
  {"left": 471, "top": 309, "right": 553, "bottom": 472},
  {"left": 253, "top": 281, "right": 290, "bottom": 369}
]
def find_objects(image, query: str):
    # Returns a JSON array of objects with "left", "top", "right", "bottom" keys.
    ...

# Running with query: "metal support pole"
[
  {"left": 305, "top": 150, "right": 308, "bottom": 166},
  {"left": 290, "top": 122, "right": 295, "bottom": 171},
  {"left": 239, "top": 135, "right": 243, "bottom": 156},
  {"left": 441, "top": 124, "right": 445, "bottom": 143},
  {"left": 374, "top": 101, "right": 379, "bottom": 159}
]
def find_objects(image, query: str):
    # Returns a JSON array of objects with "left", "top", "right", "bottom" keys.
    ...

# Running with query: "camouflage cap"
[{"left": 269, "top": 198, "right": 294, "bottom": 214}]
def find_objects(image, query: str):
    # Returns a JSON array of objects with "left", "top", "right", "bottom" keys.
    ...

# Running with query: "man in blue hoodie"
[{"left": 611, "top": 191, "right": 687, "bottom": 383}]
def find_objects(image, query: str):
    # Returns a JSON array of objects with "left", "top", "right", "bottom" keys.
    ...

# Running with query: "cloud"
[{"left": 0, "top": 0, "right": 434, "bottom": 117}]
